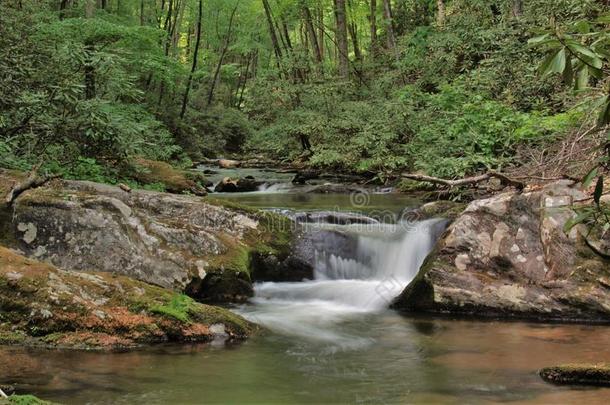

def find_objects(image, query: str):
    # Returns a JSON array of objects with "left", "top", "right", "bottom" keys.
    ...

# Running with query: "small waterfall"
[{"left": 239, "top": 217, "right": 447, "bottom": 347}]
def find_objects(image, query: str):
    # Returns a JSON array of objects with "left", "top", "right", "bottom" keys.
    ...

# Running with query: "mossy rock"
[
  {"left": 0, "top": 246, "right": 256, "bottom": 350},
  {"left": 540, "top": 364, "right": 610, "bottom": 386}
]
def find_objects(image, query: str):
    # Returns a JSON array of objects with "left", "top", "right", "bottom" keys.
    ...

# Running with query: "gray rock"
[
  {"left": 2, "top": 179, "right": 276, "bottom": 301},
  {"left": 392, "top": 181, "right": 610, "bottom": 322}
]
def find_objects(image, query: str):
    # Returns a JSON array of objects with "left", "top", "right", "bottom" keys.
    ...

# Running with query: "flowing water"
[{"left": 2, "top": 171, "right": 610, "bottom": 404}]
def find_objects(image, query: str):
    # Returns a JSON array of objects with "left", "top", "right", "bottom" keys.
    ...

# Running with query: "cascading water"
[{"left": 239, "top": 217, "right": 447, "bottom": 350}]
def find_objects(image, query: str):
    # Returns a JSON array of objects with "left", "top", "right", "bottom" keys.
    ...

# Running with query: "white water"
[{"left": 239, "top": 218, "right": 445, "bottom": 350}]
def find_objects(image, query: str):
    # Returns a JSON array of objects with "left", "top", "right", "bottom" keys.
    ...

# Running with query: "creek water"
[{"left": 2, "top": 170, "right": 610, "bottom": 404}]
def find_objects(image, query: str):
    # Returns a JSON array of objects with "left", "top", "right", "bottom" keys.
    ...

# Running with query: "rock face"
[
  {"left": 393, "top": 181, "right": 610, "bottom": 322},
  {"left": 0, "top": 246, "right": 255, "bottom": 350},
  {"left": 0, "top": 172, "right": 297, "bottom": 302}
]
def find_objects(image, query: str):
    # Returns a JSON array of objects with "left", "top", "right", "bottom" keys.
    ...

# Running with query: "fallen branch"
[
  {"left": 401, "top": 171, "right": 525, "bottom": 190},
  {"left": 4, "top": 166, "right": 61, "bottom": 206},
  {"left": 0, "top": 388, "right": 7, "bottom": 398}
]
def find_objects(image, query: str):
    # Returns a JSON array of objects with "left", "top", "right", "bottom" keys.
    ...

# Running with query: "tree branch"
[{"left": 401, "top": 171, "right": 525, "bottom": 190}]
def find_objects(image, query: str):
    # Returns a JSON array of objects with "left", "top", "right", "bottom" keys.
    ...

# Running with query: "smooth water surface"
[{"left": 2, "top": 318, "right": 610, "bottom": 404}]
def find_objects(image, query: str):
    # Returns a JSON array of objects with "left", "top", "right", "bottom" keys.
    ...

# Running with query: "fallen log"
[{"left": 401, "top": 171, "right": 525, "bottom": 190}]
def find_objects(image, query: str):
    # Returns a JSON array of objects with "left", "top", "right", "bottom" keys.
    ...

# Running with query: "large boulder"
[
  {"left": 0, "top": 171, "right": 295, "bottom": 303},
  {"left": 0, "top": 246, "right": 255, "bottom": 350},
  {"left": 392, "top": 180, "right": 610, "bottom": 322}
]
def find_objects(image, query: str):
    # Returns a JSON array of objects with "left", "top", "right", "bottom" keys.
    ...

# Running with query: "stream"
[{"left": 2, "top": 167, "right": 610, "bottom": 404}]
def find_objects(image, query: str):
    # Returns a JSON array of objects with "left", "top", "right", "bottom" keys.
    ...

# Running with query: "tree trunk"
[
  {"left": 369, "top": 0, "right": 377, "bottom": 53},
  {"left": 317, "top": 5, "right": 325, "bottom": 59},
  {"left": 140, "top": 0, "right": 145, "bottom": 25},
  {"left": 512, "top": 0, "right": 523, "bottom": 18},
  {"left": 436, "top": 0, "right": 445, "bottom": 27},
  {"left": 303, "top": 5, "right": 322, "bottom": 64},
  {"left": 334, "top": 0, "right": 349, "bottom": 78},
  {"left": 84, "top": 0, "right": 96, "bottom": 99},
  {"left": 180, "top": 0, "right": 202, "bottom": 119},
  {"left": 262, "top": 0, "right": 283, "bottom": 68},
  {"left": 382, "top": 0, "right": 395, "bottom": 51},
  {"left": 207, "top": 2, "right": 239, "bottom": 106},
  {"left": 347, "top": 0, "right": 361, "bottom": 62}
]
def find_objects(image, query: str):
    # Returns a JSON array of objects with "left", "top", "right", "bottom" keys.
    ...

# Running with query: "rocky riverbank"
[
  {"left": 0, "top": 169, "right": 316, "bottom": 350},
  {"left": 392, "top": 180, "right": 610, "bottom": 323}
]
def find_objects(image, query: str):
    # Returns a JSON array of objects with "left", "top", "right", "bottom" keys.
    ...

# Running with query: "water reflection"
[{"left": 1, "top": 316, "right": 610, "bottom": 404}]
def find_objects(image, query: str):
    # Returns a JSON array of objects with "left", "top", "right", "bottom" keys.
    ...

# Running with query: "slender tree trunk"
[
  {"left": 317, "top": 5, "right": 325, "bottom": 60},
  {"left": 347, "top": 0, "right": 361, "bottom": 62},
  {"left": 180, "top": 0, "right": 202, "bottom": 119},
  {"left": 207, "top": 2, "right": 239, "bottom": 106},
  {"left": 262, "top": 0, "right": 283, "bottom": 69},
  {"left": 436, "top": 0, "right": 445, "bottom": 27},
  {"left": 303, "top": 6, "right": 322, "bottom": 63},
  {"left": 84, "top": 0, "right": 96, "bottom": 99},
  {"left": 382, "top": 0, "right": 396, "bottom": 51},
  {"left": 369, "top": 0, "right": 377, "bottom": 53},
  {"left": 512, "top": 0, "right": 523, "bottom": 18},
  {"left": 140, "top": 0, "right": 145, "bottom": 25},
  {"left": 59, "top": 0, "right": 69, "bottom": 20},
  {"left": 334, "top": 0, "right": 349, "bottom": 78}
]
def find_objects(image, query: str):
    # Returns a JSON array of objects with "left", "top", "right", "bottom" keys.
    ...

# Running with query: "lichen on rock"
[
  {"left": 0, "top": 246, "right": 256, "bottom": 350},
  {"left": 392, "top": 180, "right": 610, "bottom": 322},
  {"left": 0, "top": 170, "right": 303, "bottom": 303}
]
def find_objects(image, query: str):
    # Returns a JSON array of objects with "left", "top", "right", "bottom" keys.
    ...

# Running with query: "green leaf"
[
  {"left": 575, "top": 65, "right": 589, "bottom": 90},
  {"left": 582, "top": 167, "right": 598, "bottom": 188},
  {"left": 563, "top": 58, "right": 574, "bottom": 86},
  {"left": 594, "top": 176, "right": 604, "bottom": 206},
  {"left": 573, "top": 21, "right": 591, "bottom": 34},
  {"left": 564, "top": 211, "right": 592, "bottom": 232},
  {"left": 566, "top": 42, "right": 604, "bottom": 69},
  {"left": 528, "top": 34, "right": 551, "bottom": 45},
  {"left": 540, "top": 48, "right": 566, "bottom": 76},
  {"left": 597, "top": 95, "right": 610, "bottom": 127}
]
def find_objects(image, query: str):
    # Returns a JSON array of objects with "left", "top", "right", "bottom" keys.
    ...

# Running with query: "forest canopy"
[{"left": 1, "top": 0, "right": 608, "bottom": 184}]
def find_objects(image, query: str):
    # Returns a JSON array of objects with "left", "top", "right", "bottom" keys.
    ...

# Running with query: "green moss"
[
  {"left": 150, "top": 294, "right": 194, "bottom": 323},
  {"left": 0, "top": 329, "right": 27, "bottom": 345},
  {"left": 540, "top": 364, "right": 610, "bottom": 386},
  {"left": 6, "top": 395, "right": 52, "bottom": 405}
]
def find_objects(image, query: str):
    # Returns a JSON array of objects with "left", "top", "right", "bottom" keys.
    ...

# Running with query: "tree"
[
  {"left": 369, "top": 0, "right": 378, "bottom": 52},
  {"left": 334, "top": 0, "right": 349, "bottom": 77},
  {"left": 382, "top": 0, "right": 395, "bottom": 51},
  {"left": 512, "top": 0, "right": 523, "bottom": 18},
  {"left": 180, "top": 0, "right": 203, "bottom": 118},
  {"left": 437, "top": 0, "right": 446, "bottom": 27}
]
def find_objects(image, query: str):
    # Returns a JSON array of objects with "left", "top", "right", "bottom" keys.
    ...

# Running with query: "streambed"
[{"left": 2, "top": 170, "right": 609, "bottom": 404}]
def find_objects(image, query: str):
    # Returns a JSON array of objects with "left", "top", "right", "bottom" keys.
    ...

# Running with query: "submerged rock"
[
  {"left": 540, "top": 364, "right": 610, "bottom": 386},
  {"left": 0, "top": 246, "right": 255, "bottom": 350},
  {"left": 392, "top": 180, "right": 610, "bottom": 322}
]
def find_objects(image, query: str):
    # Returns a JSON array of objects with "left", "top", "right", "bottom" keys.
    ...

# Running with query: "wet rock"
[
  {"left": 392, "top": 181, "right": 610, "bottom": 322},
  {"left": 292, "top": 211, "right": 379, "bottom": 225},
  {"left": 540, "top": 364, "right": 610, "bottom": 386},
  {"left": 214, "top": 177, "right": 261, "bottom": 193},
  {"left": 292, "top": 170, "right": 320, "bottom": 184}
]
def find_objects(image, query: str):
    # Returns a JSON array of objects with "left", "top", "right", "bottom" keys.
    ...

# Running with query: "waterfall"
[{"left": 239, "top": 218, "right": 447, "bottom": 347}]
